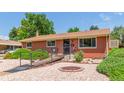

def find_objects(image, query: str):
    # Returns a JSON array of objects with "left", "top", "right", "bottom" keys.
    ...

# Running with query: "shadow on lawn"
[
  {"left": 0, "top": 59, "right": 62, "bottom": 76},
  {"left": 0, "top": 64, "right": 31, "bottom": 76},
  {"left": 5, "top": 64, "right": 31, "bottom": 73}
]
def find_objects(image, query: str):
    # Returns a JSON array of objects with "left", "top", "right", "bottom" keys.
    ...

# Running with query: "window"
[
  {"left": 26, "top": 42, "right": 32, "bottom": 48},
  {"left": 47, "top": 40, "right": 55, "bottom": 47},
  {"left": 79, "top": 38, "right": 96, "bottom": 48}
]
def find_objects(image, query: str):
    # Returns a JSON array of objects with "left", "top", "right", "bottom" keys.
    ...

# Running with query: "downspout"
[
  {"left": 106, "top": 33, "right": 110, "bottom": 56},
  {"left": 106, "top": 35, "right": 107, "bottom": 56}
]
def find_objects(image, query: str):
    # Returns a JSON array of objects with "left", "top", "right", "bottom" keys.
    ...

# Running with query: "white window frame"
[
  {"left": 78, "top": 37, "right": 97, "bottom": 49},
  {"left": 26, "top": 42, "right": 32, "bottom": 48},
  {"left": 46, "top": 40, "right": 56, "bottom": 47}
]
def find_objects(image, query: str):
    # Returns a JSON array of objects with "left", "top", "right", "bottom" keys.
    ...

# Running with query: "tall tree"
[
  {"left": 67, "top": 27, "right": 80, "bottom": 33},
  {"left": 111, "top": 26, "right": 124, "bottom": 39},
  {"left": 89, "top": 25, "right": 99, "bottom": 30},
  {"left": 111, "top": 26, "right": 124, "bottom": 46},
  {"left": 9, "top": 27, "right": 18, "bottom": 40},
  {"left": 9, "top": 13, "right": 55, "bottom": 40}
]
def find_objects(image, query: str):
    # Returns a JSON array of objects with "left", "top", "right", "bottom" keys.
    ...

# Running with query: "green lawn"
[{"left": 97, "top": 48, "right": 124, "bottom": 81}]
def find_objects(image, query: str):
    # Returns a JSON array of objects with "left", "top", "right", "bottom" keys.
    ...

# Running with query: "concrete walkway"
[{"left": 0, "top": 59, "right": 109, "bottom": 81}]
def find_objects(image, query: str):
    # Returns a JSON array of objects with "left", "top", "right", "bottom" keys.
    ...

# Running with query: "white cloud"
[
  {"left": 99, "top": 13, "right": 111, "bottom": 22},
  {"left": 114, "top": 12, "right": 123, "bottom": 16},
  {"left": 0, "top": 35, "right": 9, "bottom": 40}
]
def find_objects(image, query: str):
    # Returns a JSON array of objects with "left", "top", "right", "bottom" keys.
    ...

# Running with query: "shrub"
[
  {"left": 32, "top": 49, "right": 49, "bottom": 60},
  {"left": 11, "top": 48, "right": 31, "bottom": 59},
  {"left": 4, "top": 52, "right": 12, "bottom": 59},
  {"left": 4, "top": 48, "right": 49, "bottom": 60},
  {"left": 74, "top": 51, "right": 83, "bottom": 63},
  {"left": 108, "top": 48, "right": 124, "bottom": 58},
  {"left": 97, "top": 48, "right": 124, "bottom": 80}
]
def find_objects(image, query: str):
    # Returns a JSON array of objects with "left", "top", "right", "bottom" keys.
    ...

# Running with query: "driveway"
[{"left": 0, "top": 59, "right": 109, "bottom": 81}]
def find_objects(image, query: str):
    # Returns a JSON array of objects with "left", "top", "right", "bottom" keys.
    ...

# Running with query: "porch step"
[{"left": 62, "top": 54, "right": 75, "bottom": 62}]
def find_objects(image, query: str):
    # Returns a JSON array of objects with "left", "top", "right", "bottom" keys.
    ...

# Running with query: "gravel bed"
[{"left": 0, "top": 59, "right": 109, "bottom": 81}]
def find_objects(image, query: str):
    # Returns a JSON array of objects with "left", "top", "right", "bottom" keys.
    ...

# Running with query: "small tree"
[{"left": 67, "top": 27, "right": 80, "bottom": 33}]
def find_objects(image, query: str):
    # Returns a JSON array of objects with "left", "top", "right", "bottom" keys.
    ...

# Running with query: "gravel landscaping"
[{"left": 0, "top": 59, "right": 109, "bottom": 81}]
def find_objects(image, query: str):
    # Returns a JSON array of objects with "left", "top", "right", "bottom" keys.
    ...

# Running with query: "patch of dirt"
[{"left": 0, "top": 72, "right": 9, "bottom": 76}]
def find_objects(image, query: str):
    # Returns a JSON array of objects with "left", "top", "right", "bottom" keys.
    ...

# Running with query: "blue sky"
[{"left": 0, "top": 12, "right": 124, "bottom": 39}]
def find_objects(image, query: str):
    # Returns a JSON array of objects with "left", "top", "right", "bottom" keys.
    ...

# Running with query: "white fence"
[{"left": 110, "top": 40, "right": 119, "bottom": 48}]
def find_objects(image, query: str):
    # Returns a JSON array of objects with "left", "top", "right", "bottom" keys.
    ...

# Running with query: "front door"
[{"left": 63, "top": 39, "right": 71, "bottom": 54}]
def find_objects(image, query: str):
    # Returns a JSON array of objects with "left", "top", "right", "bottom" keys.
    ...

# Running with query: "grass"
[{"left": 97, "top": 48, "right": 124, "bottom": 81}]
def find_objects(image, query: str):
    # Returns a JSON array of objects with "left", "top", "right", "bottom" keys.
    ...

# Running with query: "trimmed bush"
[
  {"left": 11, "top": 48, "right": 31, "bottom": 59},
  {"left": 4, "top": 48, "right": 49, "bottom": 60},
  {"left": 74, "top": 51, "right": 83, "bottom": 63},
  {"left": 97, "top": 48, "right": 124, "bottom": 80},
  {"left": 32, "top": 49, "right": 49, "bottom": 60}
]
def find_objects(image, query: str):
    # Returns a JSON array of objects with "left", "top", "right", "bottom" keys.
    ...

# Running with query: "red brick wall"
[
  {"left": 56, "top": 40, "right": 63, "bottom": 54},
  {"left": 22, "top": 36, "right": 109, "bottom": 58},
  {"left": 32, "top": 41, "right": 46, "bottom": 50},
  {"left": 22, "top": 41, "right": 63, "bottom": 54},
  {"left": 22, "top": 41, "right": 46, "bottom": 50},
  {"left": 70, "top": 36, "right": 109, "bottom": 58},
  {"left": 22, "top": 42, "right": 26, "bottom": 48},
  {"left": 0, "top": 45, "right": 7, "bottom": 50}
]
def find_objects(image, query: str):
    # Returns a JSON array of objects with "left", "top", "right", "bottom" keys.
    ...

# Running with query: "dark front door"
[{"left": 63, "top": 39, "right": 70, "bottom": 54}]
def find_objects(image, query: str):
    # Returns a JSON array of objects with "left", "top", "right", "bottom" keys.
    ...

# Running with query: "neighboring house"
[
  {"left": 20, "top": 29, "right": 110, "bottom": 58},
  {"left": 0, "top": 39, "right": 22, "bottom": 51}
]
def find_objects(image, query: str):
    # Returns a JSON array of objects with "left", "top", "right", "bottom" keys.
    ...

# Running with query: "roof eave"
[{"left": 20, "top": 34, "right": 109, "bottom": 42}]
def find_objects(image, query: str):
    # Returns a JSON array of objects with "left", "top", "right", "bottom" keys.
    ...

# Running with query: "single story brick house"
[
  {"left": 20, "top": 29, "right": 110, "bottom": 58},
  {"left": 0, "top": 39, "right": 22, "bottom": 51}
]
